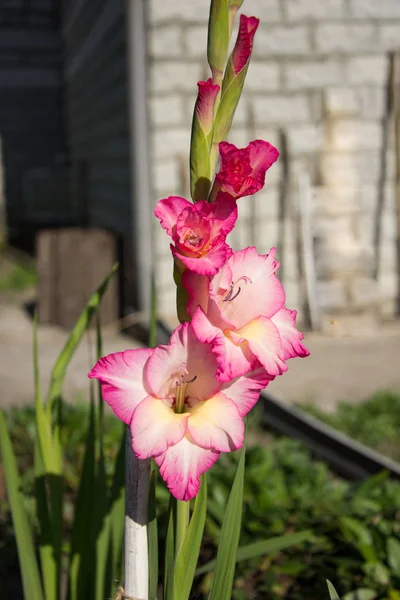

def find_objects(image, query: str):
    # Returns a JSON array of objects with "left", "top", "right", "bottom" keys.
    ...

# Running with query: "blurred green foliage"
[
  {"left": 2, "top": 399, "right": 400, "bottom": 599},
  {"left": 301, "top": 391, "right": 400, "bottom": 462}
]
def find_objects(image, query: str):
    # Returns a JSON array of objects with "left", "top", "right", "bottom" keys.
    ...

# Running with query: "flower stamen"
[{"left": 222, "top": 276, "right": 252, "bottom": 302}]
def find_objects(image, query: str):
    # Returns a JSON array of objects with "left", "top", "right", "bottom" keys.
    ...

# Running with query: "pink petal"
[
  {"left": 231, "top": 15, "right": 259, "bottom": 75},
  {"left": 154, "top": 196, "right": 191, "bottom": 237},
  {"left": 145, "top": 322, "right": 220, "bottom": 401},
  {"left": 130, "top": 395, "right": 188, "bottom": 459},
  {"left": 173, "top": 241, "right": 232, "bottom": 275},
  {"left": 187, "top": 393, "right": 244, "bottom": 452},
  {"left": 271, "top": 307, "right": 310, "bottom": 360},
  {"left": 195, "top": 79, "right": 220, "bottom": 135},
  {"left": 248, "top": 140, "right": 280, "bottom": 187},
  {"left": 222, "top": 367, "right": 273, "bottom": 416},
  {"left": 154, "top": 434, "right": 219, "bottom": 501},
  {"left": 232, "top": 316, "right": 288, "bottom": 377},
  {"left": 215, "top": 247, "right": 285, "bottom": 328},
  {"left": 88, "top": 348, "right": 153, "bottom": 424},
  {"left": 195, "top": 195, "right": 238, "bottom": 238},
  {"left": 176, "top": 206, "right": 211, "bottom": 251},
  {"left": 182, "top": 271, "right": 210, "bottom": 317},
  {"left": 191, "top": 307, "right": 255, "bottom": 382}
]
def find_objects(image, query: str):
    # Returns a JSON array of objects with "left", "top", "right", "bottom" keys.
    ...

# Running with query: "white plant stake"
[{"left": 124, "top": 429, "right": 149, "bottom": 600}]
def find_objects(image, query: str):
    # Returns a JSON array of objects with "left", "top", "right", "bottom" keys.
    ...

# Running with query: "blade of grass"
[
  {"left": 148, "top": 465, "right": 158, "bottom": 600},
  {"left": 33, "top": 312, "right": 61, "bottom": 600},
  {"left": 208, "top": 447, "right": 245, "bottom": 600},
  {"left": 164, "top": 498, "right": 176, "bottom": 600},
  {"left": 109, "top": 425, "right": 126, "bottom": 592},
  {"left": 68, "top": 394, "right": 97, "bottom": 600},
  {"left": 327, "top": 580, "right": 341, "bottom": 600},
  {"left": 0, "top": 409, "right": 44, "bottom": 600},
  {"left": 46, "top": 263, "right": 118, "bottom": 414},
  {"left": 175, "top": 475, "right": 207, "bottom": 600},
  {"left": 196, "top": 529, "right": 313, "bottom": 576}
]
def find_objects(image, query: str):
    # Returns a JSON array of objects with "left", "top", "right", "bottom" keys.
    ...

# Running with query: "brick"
[
  {"left": 315, "top": 24, "right": 376, "bottom": 53},
  {"left": 149, "top": 0, "right": 209, "bottom": 23},
  {"left": 254, "top": 25, "right": 311, "bottom": 57},
  {"left": 151, "top": 157, "right": 181, "bottom": 195},
  {"left": 156, "top": 284, "right": 176, "bottom": 317},
  {"left": 320, "top": 151, "right": 382, "bottom": 185},
  {"left": 149, "top": 96, "right": 185, "bottom": 127},
  {"left": 239, "top": 0, "right": 281, "bottom": 21},
  {"left": 313, "top": 186, "right": 362, "bottom": 217},
  {"left": 230, "top": 97, "right": 248, "bottom": 127},
  {"left": 253, "top": 94, "right": 310, "bottom": 123},
  {"left": 149, "top": 26, "right": 183, "bottom": 58},
  {"left": 286, "top": 123, "right": 324, "bottom": 153},
  {"left": 349, "top": 0, "right": 400, "bottom": 18},
  {"left": 285, "top": 0, "right": 344, "bottom": 20},
  {"left": 255, "top": 220, "right": 281, "bottom": 253},
  {"left": 378, "top": 24, "right": 400, "bottom": 50},
  {"left": 245, "top": 62, "right": 281, "bottom": 91},
  {"left": 254, "top": 185, "right": 280, "bottom": 220},
  {"left": 184, "top": 26, "right": 207, "bottom": 59},
  {"left": 152, "top": 127, "right": 190, "bottom": 160},
  {"left": 285, "top": 59, "right": 343, "bottom": 89},
  {"left": 326, "top": 119, "right": 382, "bottom": 151},
  {"left": 316, "top": 279, "right": 346, "bottom": 310},
  {"left": 227, "top": 127, "right": 251, "bottom": 148},
  {"left": 350, "top": 276, "right": 379, "bottom": 306},
  {"left": 379, "top": 273, "right": 397, "bottom": 299},
  {"left": 149, "top": 62, "right": 199, "bottom": 94},
  {"left": 346, "top": 56, "right": 388, "bottom": 85},
  {"left": 325, "top": 86, "right": 385, "bottom": 118}
]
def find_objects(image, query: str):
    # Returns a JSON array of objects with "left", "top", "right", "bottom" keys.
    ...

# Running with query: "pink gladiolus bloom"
[
  {"left": 184, "top": 246, "right": 309, "bottom": 382},
  {"left": 231, "top": 15, "right": 259, "bottom": 75},
  {"left": 89, "top": 323, "right": 270, "bottom": 501},
  {"left": 195, "top": 78, "right": 220, "bottom": 135},
  {"left": 213, "top": 139, "right": 279, "bottom": 200},
  {"left": 154, "top": 193, "right": 238, "bottom": 275}
]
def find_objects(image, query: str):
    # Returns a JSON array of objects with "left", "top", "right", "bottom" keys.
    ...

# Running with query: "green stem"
[{"left": 175, "top": 499, "right": 190, "bottom": 557}]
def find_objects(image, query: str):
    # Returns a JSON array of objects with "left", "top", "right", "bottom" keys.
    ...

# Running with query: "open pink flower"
[
  {"left": 154, "top": 193, "right": 237, "bottom": 275},
  {"left": 183, "top": 246, "right": 309, "bottom": 382},
  {"left": 212, "top": 140, "right": 279, "bottom": 201},
  {"left": 89, "top": 323, "right": 270, "bottom": 501}
]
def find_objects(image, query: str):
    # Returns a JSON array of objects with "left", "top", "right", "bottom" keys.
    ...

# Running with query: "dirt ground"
[{"left": 1, "top": 290, "right": 400, "bottom": 412}]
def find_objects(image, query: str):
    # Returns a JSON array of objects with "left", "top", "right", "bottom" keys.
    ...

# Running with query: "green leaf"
[
  {"left": 0, "top": 409, "right": 44, "bottom": 600},
  {"left": 33, "top": 314, "right": 60, "bottom": 600},
  {"left": 211, "top": 64, "right": 248, "bottom": 148},
  {"left": 164, "top": 498, "right": 176, "bottom": 600},
  {"left": 388, "top": 537, "right": 400, "bottom": 578},
  {"left": 196, "top": 529, "right": 312, "bottom": 576},
  {"left": 175, "top": 475, "right": 208, "bottom": 600},
  {"left": 148, "top": 465, "right": 159, "bottom": 600},
  {"left": 109, "top": 426, "right": 126, "bottom": 588},
  {"left": 208, "top": 448, "right": 245, "bottom": 600},
  {"left": 343, "top": 589, "right": 377, "bottom": 600},
  {"left": 33, "top": 313, "right": 61, "bottom": 475},
  {"left": 46, "top": 263, "right": 118, "bottom": 413},
  {"left": 68, "top": 400, "right": 97, "bottom": 600},
  {"left": 207, "top": 0, "right": 230, "bottom": 83},
  {"left": 327, "top": 580, "right": 341, "bottom": 600},
  {"left": 190, "top": 118, "right": 212, "bottom": 201}
]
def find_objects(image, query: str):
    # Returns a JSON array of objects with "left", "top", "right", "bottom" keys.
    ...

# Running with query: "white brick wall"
[
  {"left": 315, "top": 24, "right": 376, "bottom": 53},
  {"left": 285, "top": 0, "right": 345, "bottom": 21},
  {"left": 254, "top": 25, "right": 311, "bottom": 57},
  {"left": 285, "top": 59, "right": 343, "bottom": 89},
  {"left": 148, "top": 0, "right": 400, "bottom": 321}
]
